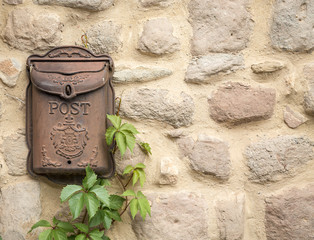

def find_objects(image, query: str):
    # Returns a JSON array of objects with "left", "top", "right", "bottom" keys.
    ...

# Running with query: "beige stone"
[
  {"left": 303, "top": 63, "right": 314, "bottom": 115},
  {"left": 34, "top": 0, "right": 114, "bottom": 11},
  {"left": 265, "top": 184, "right": 314, "bottom": 240},
  {"left": 245, "top": 136, "right": 314, "bottom": 182},
  {"left": 176, "top": 136, "right": 195, "bottom": 158},
  {"left": 138, "top": 18, "right": 180, "bottom": 55},
  {"left": 0, "top": 58, "right": 21, "bottom": 87},
  {"left": 139, "top": 0, "right": 174, "bottom": 8},
  {"left": 2, "top": 8, "right": 63, "bottom": 51},
  {"left": 159, "top": 157, "right": 178, "bottom": 185},
  {"left": 132, "top": 192, "right": 209, "bottom": 239},
  {"left": 4, "top": 0, "right": 23, "bottom": 5},
  {"left": 215, "top": 193, "right": 245, "bottom": 240},
  {"left": 189, "top": 134, "right": 230, "bottom": 179},
  {"left": 189, "top": 0, "right": 251, "bottom": 55},
  {"left": 251, "top": 61, "right": 285, "bottom": 74},
  {"left": 284, "top": 106, "right": 308, "bottom": 129},
  {"left": 209, "top": 82, "right": 276, "bottom": 125},
  {"left": 119, "top": 88, "right": 195, "bottom": 128}
]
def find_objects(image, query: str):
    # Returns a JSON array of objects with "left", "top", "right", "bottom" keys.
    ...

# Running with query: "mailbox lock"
[{"left": 65, "top": 84, "right": 72, "bottom": 96}]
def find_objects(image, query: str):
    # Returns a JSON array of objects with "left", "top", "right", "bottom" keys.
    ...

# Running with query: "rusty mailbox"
[{"left": 26, "top": 46, "right": 115, "bottom": 184}]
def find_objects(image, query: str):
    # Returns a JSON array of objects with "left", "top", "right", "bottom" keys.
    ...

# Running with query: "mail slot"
[{"left": 26, "top": 46, "right": 115, "bottom": 184}]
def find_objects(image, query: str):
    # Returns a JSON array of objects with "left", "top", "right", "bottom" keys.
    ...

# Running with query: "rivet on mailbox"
[{"left": 26, "top": 46, "right": 115, "bottom": 184}]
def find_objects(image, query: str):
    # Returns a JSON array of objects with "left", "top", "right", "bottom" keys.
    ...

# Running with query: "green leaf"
[
  {"left": 84, "top": 192, "right": 100, "bottom": 219},
  {"left": 105, "top": 126, "right": 117, "bottom": 146},
  {"left": 104, "top": 209, "right": 121, "bottom": 222},
  {"left": 53, "top": 217, "right": 60, "bottom": 226},
  {"left": 139, "top": 142, "right": 152, "bottom": 155},
  {"left": 28, "top": 220, "right": 51, "bottom": 233},
  {"left": 120, "top": 123, "right": 139, "bottom": 134},
  {"left": 60, "top": 185, "right": 83, "bottom": 203},
  {"left": 138, "top": 197, "right": 151, "bottom": 220},
  {"left": 115, "top": 132, "right": 127, "bottom": 157},
  {"left": 57, "top": 221, "right": 74, "bottom": 233},
  {"left": 68, "top": 192, "right": 84, "bottom": 220},
  {"left": 90, "top": 229, "right": 104, "bottom": 238},
  {"left": 109, "top": 195, "right": 125, "bottom": 210},
  {"left": 132, "top": 170, "right": 140, "bottom": 186},
  {"left": 52, "top": 229, "right": 68, "bottom": 240},
  {"left": 121, "top": 189, "right": 136, "bottom": 197},
  {"left": 107, "top": 114, "right": 121, "bottom": 129},
  {"left": 89, "top": 210, "right": 103, "bottom": 228},
  {"left": 129, "top": 198, "right": 139, "bottom": 219},
  {"left": 74, "top": 223, "right": 89, "bottom": 233},
  {"left": 83, "top": 166, "right": 97, "bottom": 190},
  {"left": 38, "top": 229, "right": 52, "bottom": 240},
  {"left": 121, "top": 130, "right": 136, "bottom": 153},
  {"left": 68, "top": 236, "right": 76, "bottom": 240},
  {"left": 122, "top": 165, "right": 133, "bottom": 175},
  {"left": 90, "top": 185, "right": 110, "bottom": 206},
  {"left": 75, "top": 234, "right": 87, "bottom": 240},
  {"left": 102, "top": 236, "right": 110, "bottom": 240},
  {"left": 134, "top": 163, "right": 146, "bottom": 169},
  {"left": 103, "top": 211, "right": 112, "bottom": 230},
  {"left": 100, "top": 179, "right": 111, "bottom": 186},
  {"left": 137, "top": 169, "right": 146, "bottom": 187}
]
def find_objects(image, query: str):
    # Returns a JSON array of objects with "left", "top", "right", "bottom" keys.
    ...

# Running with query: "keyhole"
[
  {"left": 65, "top": 85, "right": 72, "bottom": 96},
  {"left": 67, "top": 160, "right": 72, "bottom": 164}
]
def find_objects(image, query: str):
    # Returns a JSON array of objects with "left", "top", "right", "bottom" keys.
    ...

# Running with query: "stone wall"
[{"left": 0, "top": 0, "right": 313, "bottom": 239}]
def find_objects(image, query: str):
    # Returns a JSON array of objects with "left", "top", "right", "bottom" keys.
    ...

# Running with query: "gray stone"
[
  {"left": 215, "top": 193, "right": 245, "bottom": 240},
  {"left": 115, "top": 143, "right": 147, "bottom": 175},
  {"left": 120, "top": 88, "right": 194, "bottom": 128},
  {"left": 284, "top": 106, "right": 308, "bottom": 129},
  {"left": 251, "top": 61, "right": 285, "bottom": 74},
  {"left": 303, "top": 63, "right": 314, "bottom": 115},
  {"left": 0, "top": 180, "right": 41, "bottom": 238},
  {"left": 2, "top": 133, "right": 28, "bottom": 176},
  {"left": 188, "top": 0, "right": 251, "bottom": 55},
  {"left": 138, "top": 18, "right": 180, "bottom": 55},
  {"left": 4, "top": 0, "right": 23, "bottom": 4},
  {"left": 2, "top": 230, "right": 25, "bottom": 240},
  {"left": 185, "top": 54, "right": 244, "bottom": 83},
  {"left": 265, "top": 184, "right": 314, "bottom": 240},
  {"left": 159, "top": 157, "right": 178, "bottom": 185},
  {"left": 0, "top": 58, "right": 21, "bottom": 87},
  {"left": 271, "top": 0, "right": 314, "bottom": 52},
  {"left": 132, "top": 192, "right": 209, "bottom": 240},
  {"left": 245, "top": 136, "right": 314, "bottom": 182},
  {"left": 34, "top": 0, "right": 114, "bottom": 11},
  {"left": 176, "top": 136, "right": 195, "bottom": 158},
  {"left": 139, "top": 0, "right": 174, "bottom": 8},
  {"left": 166, "top": 129, "right": 187, "bottom": 138},
  {"left": 86, "top": 21, "right": 122, "bottom": 55},
  {"left": 2, "top": 8, "right": 63, "bottom": 51},
  {"left": 189, "top": 134, "right": 230, "bottom": 179},
  {"left": 113, "top": 66, "right": 172, "bottom": 84},
  {"left": 208, "top": 82, "right": 276, "bottom": 125}
]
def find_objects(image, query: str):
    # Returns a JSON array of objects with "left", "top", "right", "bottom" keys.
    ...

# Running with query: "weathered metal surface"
[{"left": 26, "top": 46, "right": 115, "bottom": 184}]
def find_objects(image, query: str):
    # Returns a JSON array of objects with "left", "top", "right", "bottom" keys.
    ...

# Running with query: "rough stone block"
[
  {"left": 245, "top": 136, "right": 314, "bottom": 182},
  {"left": 119, "top": 88, "right": 194, "bottom": 128},
  {"left": 139, "top": 0, "right": 174, "bottom": 8},
  {"left": 208, "top": 82, "right": 276, "bottom": 125},
  {"left": 265, "top": 184, "right": 314, "bottom": 240},
  {"left": 188, "top": 0, "right": 251, "bottom": 55},
  {"left": 251, "top": 61, "right": 285, "bottom": 74},
  {"left": 132, "top": 192, "right": 209, "bottom": 239},
  {"left": 215, "top": 193, "right": 245, "bottom": 240},
  {"left": 138, "top": 18, "right": 180, "bottom": 55},
  {"left": 271, "top": 0, "right": 314, "bottom": 52},
  {"left": 2, "top": 8, "right": 62, "bottom": 51},
  {"left": 284, "top": 106, "right": 308, "bottom": 129},
  {"left": 2, "top": 133, "right": 28, "bottom": 176},
  {"left": 86, "top": 21, "right": 122, "bottom": 55},
  {"left": 159, "top": 157, "right": 178, "bottom": 185},
  {"left": 4, "top": 0, "right": 23, "bottom": 4},
  {"left": 0, "top": 180, "right": 41, "bottom": 238},
  {"left": 34, "top": 0, "right": 114, "bottom": 11},
  {"left": 113, "top": 66, "right": 172, "bottom": 84},
  {"left": 0, "top": 58, "right": 21, "bottom": 88},
  {"left": 303, "top": 63, "right": 314, "bottom": 115},
  {"left": 185, "top": 54, "right": 244, "bottom": 84},
  {"left": 189, "top": 134, "right": 230, "bottom": 179}
]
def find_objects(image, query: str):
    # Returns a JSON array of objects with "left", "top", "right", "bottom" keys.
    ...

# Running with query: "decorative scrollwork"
[
  {"left": 48, "top": 74, "right": 89, "bottom": 85},
  {"left": 41, "top": 145, "right": 62, "bottom": 167},
  {"left": 77, "top": 146, "right": 99, "bottom": 168},
  {"left": 48, "top": 48, "right": 92, "bottom": 58}
]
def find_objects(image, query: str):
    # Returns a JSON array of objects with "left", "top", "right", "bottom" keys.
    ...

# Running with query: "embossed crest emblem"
[{"left": 50, "top": 115, "right": 89, "bottom": 159}]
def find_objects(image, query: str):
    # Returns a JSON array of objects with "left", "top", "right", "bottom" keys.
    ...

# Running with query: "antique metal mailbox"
[{"left": 26, "top": 46, "right": 115, "bottom": 184}]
